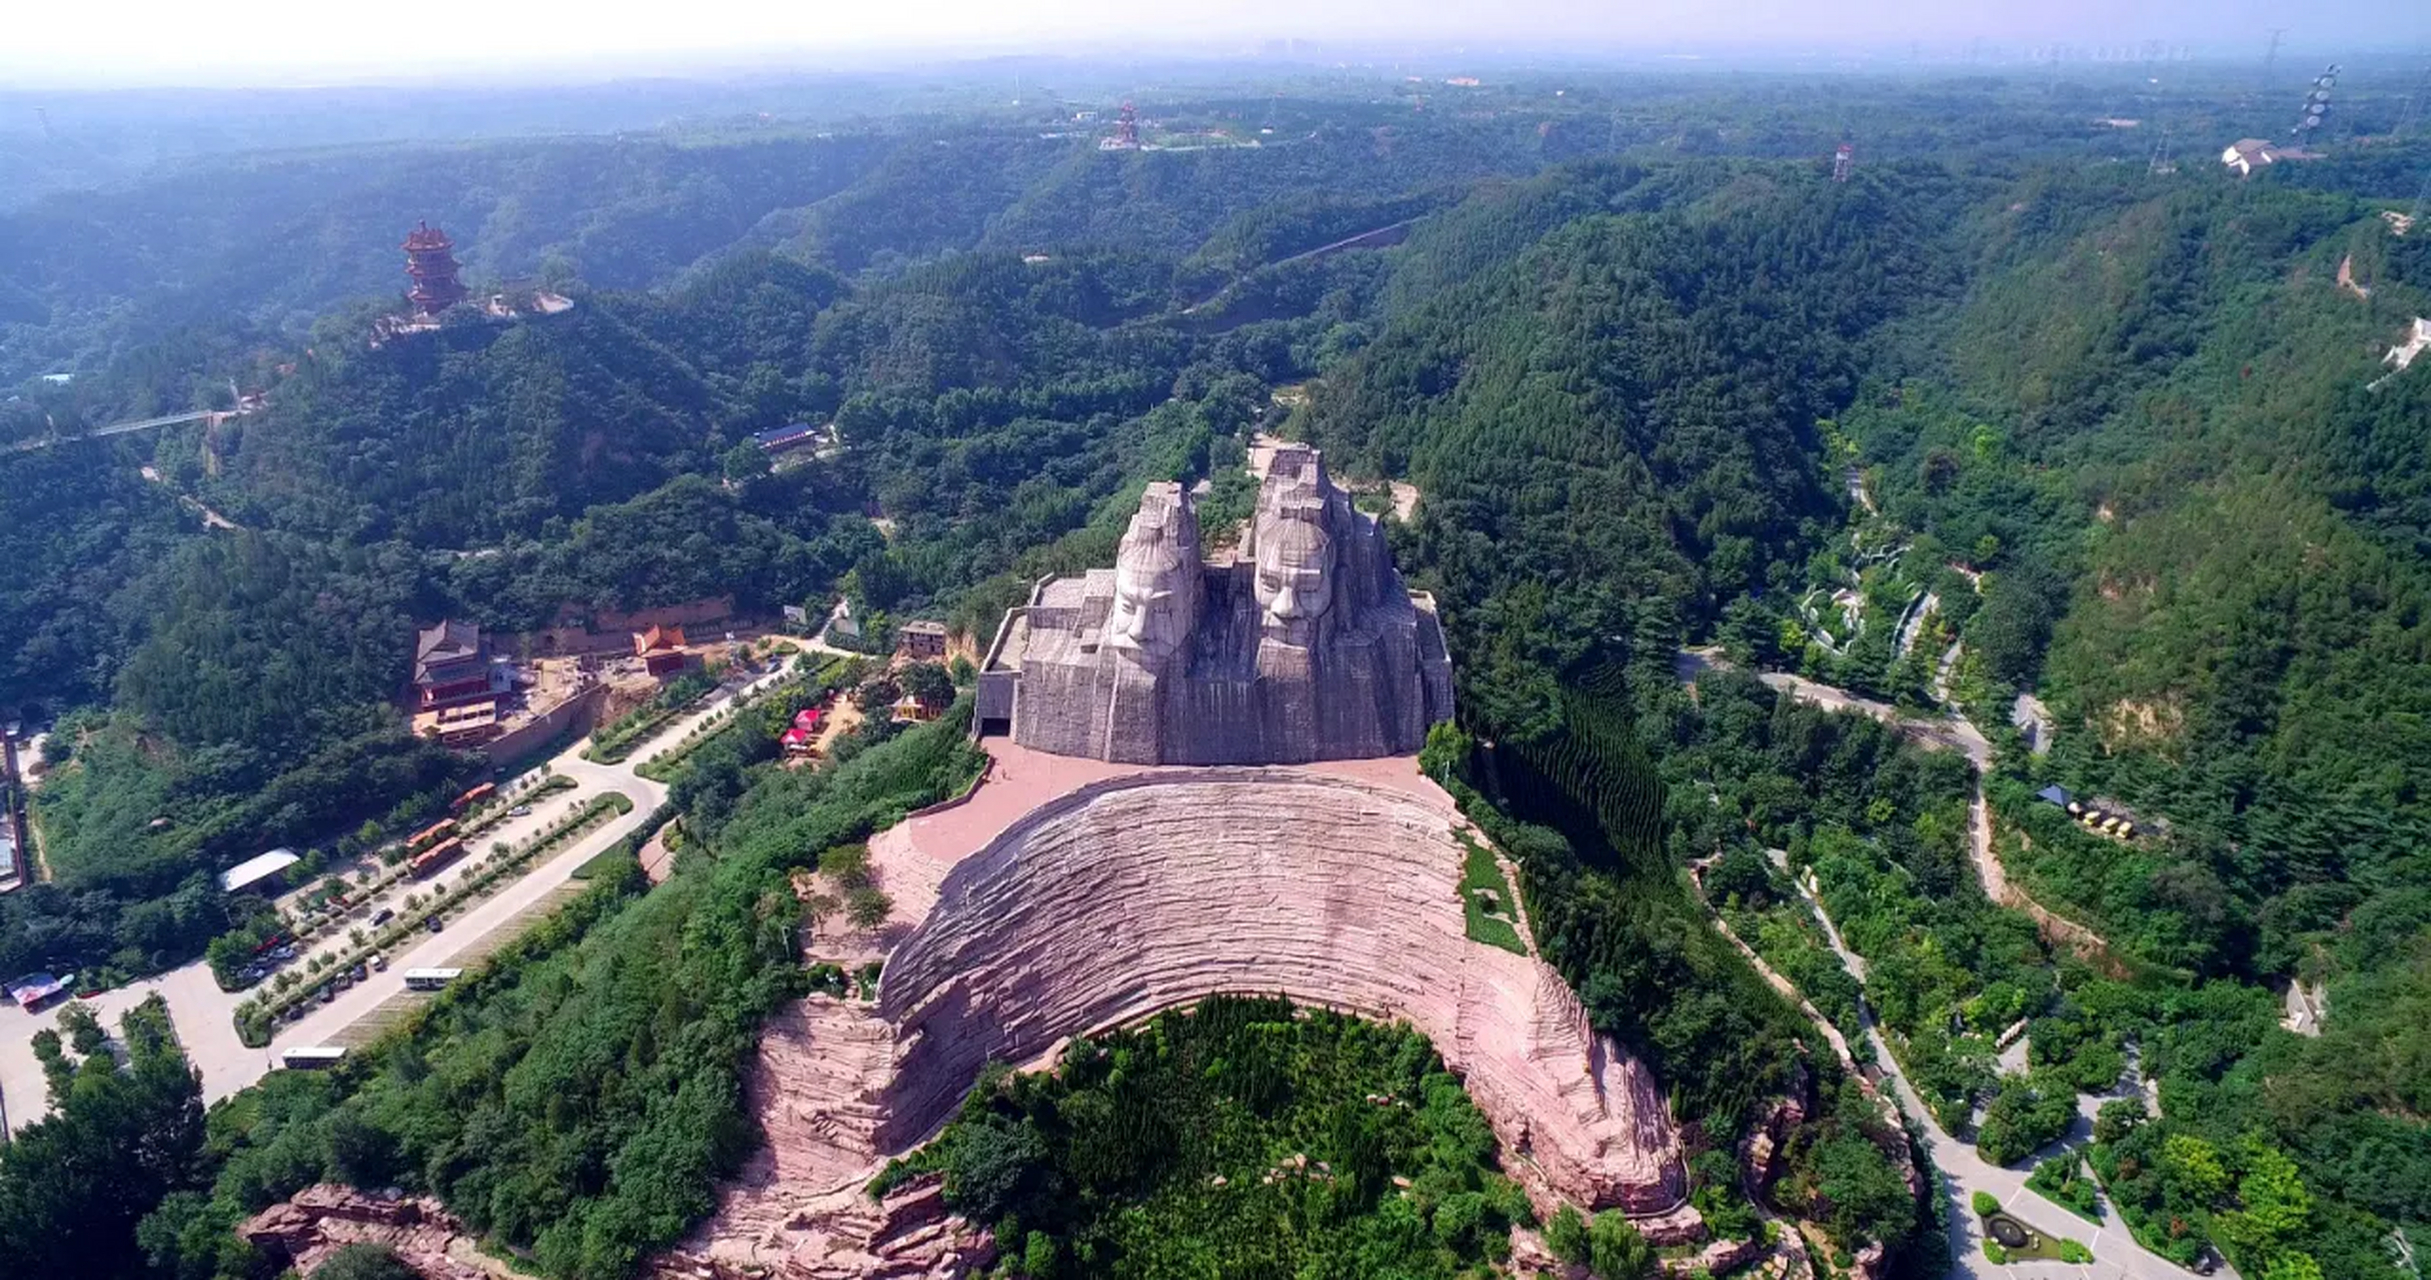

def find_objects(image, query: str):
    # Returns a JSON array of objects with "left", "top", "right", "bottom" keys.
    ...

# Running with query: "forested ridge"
[{"left": 5, "top": 68, "right": 2431, "bottom": 1280}]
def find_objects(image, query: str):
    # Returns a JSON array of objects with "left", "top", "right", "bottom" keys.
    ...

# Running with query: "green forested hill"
[
  {"left": 7, "top": 78, "right": 2431, "bottom": 1280},
  {"left": 1314, "top": 160, "right": 1969, "bottom": 733},
  {"left": 1293, "top": 151, "right": 2431, "bottom": 1280},
  {"left": 0, "top": 134, "right": 891, "bottom": 385}
]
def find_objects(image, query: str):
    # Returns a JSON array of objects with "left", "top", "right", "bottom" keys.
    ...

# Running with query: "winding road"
[{"left": 1677, "top": 649, "right": 2216, "bottom": 1280}]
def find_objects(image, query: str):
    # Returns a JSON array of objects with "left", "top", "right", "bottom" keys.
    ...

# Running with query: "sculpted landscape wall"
[
  {"left": 880, "top": 771, "right": 1687, "bottom": 1215},
  {"left": 674, "top": 768, "right": 1697, "bottom": 1278}
]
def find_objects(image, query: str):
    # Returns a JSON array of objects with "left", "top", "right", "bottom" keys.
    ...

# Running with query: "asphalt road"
[
  {"left": 1680, "top": 649, "right": 2217, "bottom": 1280},
  {"left": 0, "top": 656, "right": 806, "bottom": 1130},
  {"left": 1800, "top": 873, "right": 2202, "bottom": 1280}
]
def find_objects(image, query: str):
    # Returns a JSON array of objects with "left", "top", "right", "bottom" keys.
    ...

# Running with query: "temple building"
[
  {"left": 402, "top": 222, "right": 468, "bottom": 317},
  {"left": 412, "top": 620, "right": 509, "bottom": 711},
  {"left": 980, "top": 445, "right": 1453, "bottom": 763}
]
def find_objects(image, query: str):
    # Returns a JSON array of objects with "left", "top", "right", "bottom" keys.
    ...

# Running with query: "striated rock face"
[
  {"left": 657, "top": 1175, "right": 993, "bottom": 1280},
  {"left": 881, "top": 771, "right": 1686, "bottom": 1217},
  {"left": 675, "top": 769, "right": 1695, "bottom": 1275},
  {"left": 238, "top": 1185, "right": 485, "bottom": 1280}
]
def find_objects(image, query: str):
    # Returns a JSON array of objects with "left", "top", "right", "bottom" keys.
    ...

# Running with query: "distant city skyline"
[{"left": 5, "top": 0, "right": 2427, "bottom": 89}]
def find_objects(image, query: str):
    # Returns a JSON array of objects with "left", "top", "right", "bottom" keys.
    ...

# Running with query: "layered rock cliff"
[{"left": 674, "top": 767, "right": 1696, "bottom": 1276}]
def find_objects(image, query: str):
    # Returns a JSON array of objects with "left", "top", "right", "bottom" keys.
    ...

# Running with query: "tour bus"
[
  {"left": 401, "top": 967, "right": 464, "bottom": 992},
  {"left": 279, "top": 1046, "right": 347, "bottom": 1070}
]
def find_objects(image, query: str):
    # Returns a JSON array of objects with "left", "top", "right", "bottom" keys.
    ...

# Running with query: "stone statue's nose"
[{"left": 1271, "top": 591, "right": 1302, "bottom": 618}]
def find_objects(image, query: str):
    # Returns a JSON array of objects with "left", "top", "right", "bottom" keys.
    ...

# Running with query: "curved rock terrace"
[{"left": 668, "top": 744, "right": 1697, "bottom": 1277}]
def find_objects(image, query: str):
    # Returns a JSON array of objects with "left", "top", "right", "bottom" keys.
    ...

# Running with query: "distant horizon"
[{"left": 5, "top": 0, "right": 2426, "bottom": 92}]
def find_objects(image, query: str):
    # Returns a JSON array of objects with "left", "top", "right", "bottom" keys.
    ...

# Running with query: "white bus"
[
  {"left": 401, "top": 967, "right": 464, "bottom": 992},
  {"left": 279, "top": 1046, "right": 346, "bottom": 1070}
]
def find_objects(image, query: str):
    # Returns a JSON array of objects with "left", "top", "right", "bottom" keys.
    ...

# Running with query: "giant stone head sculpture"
[
  {"left": 1106, "top": 483, "right": 1200, "bottom": 665},
  {"left": 1254, "top": 497, "right": 1336, "bottom": 646}
]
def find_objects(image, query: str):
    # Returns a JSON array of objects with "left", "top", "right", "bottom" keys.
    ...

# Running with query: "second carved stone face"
[
  {"left": 1255, "top": 507, "right": 1335, "bottom": 644},
  {"left": 1108, "top": 488, "right": 1199, "bottom": 664}
]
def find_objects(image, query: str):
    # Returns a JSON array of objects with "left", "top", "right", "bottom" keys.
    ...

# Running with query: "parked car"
[
  {"left": 371, "top": 907, "right": 395, "bottom": 927},
  {"left": 349, "top": 965, "right": 368, "bottom": 983},
  {"left": 369, "top": 953, "right": 387, "bottom": 972},
  {"left": 426, "top": 914, "right": 444, "bottom": 933},
  {"left": 319, "top": 986, "right": 336, "bottom": 1004},
  {"left": 509, "top": 805, "right": 532, "bottom": 817}
]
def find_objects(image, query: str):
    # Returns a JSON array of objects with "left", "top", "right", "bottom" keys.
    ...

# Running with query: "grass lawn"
[{"left": 1458, "top": 837, "right": 1528, "bottom": 955}]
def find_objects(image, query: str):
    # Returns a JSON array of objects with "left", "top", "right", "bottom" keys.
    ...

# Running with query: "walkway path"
[
  {"left": 1676, "top": 648, "right": 2015, "bottom": 928},
  {"left": 1790, "top": 866, "right": 2198, "bottom": 1280},
  {"left": 1676, "top": 650, "right": 2206, "bottom": 1280},
  {"left": 7, "top": 408, "right": 219, "bottom": 452},
  {"left": 0, "top": 654, "right": 808, "bottom": 1130}
]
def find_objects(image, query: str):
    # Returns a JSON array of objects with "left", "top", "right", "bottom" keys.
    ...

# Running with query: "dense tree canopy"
[{"left": 6, "top": 67, "right": 2431, "bottom": 1280}]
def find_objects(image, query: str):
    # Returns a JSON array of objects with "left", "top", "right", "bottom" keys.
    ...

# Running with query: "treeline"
[{"left": 0, "top": 133, "right": 892, "bottom": 385}]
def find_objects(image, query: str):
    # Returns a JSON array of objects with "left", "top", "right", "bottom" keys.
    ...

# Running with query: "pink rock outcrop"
[
  {"left": 881, "top": 771, "right": 1687, "bottom": 1215},
  {"left": 676, "top": 765, "right": 1697, "bottom": 1274},
  {"left": 238, "top": 1185, "right": 485, "bottom": 1279}
]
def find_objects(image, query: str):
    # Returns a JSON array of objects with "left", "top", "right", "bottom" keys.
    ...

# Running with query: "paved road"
[
  {"left": 0, "top": 655, "right": 804, "bottom": 1130},
  {"left": 1680, "top": 650, "right": 2212, "bottom": 1280},
  {"left": 1678, "top": 648, "right": 2008, "bottom": 908},
  {"left": 1792, "top": 871, "right": 2202, "bottom": 1280}
]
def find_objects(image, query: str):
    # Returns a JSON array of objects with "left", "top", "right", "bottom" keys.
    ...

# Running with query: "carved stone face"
[
  {"left": 1254, "top": 506, "right": 1335, "bottom": 644},
  {"left": 1107, "top": 493, "right": 1197, "bottom": 664}
]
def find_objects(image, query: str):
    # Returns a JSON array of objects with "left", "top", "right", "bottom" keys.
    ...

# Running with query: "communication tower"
[
  {"left": 1832, "top": 142, "right": 1853, "bottom": 183},
  {"left": 1115, "top": 101, "right": 1140, "bottom": 148},
  {"left": 2290, "top": 64, "right": 2340, "bottom": 142}
]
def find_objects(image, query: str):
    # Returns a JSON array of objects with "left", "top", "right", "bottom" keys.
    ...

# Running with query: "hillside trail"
[{"left": 1677, "top": 650, "right": 2193, "bottom": 1278}]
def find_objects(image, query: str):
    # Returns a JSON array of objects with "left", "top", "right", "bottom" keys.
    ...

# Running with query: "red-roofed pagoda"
[{"left": 401, "top": 221, "right": 468, "bottom": 317}]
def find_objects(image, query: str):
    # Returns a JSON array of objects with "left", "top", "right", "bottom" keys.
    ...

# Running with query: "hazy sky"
[{"left": 6, "top": 0, "right": 2423, "bottom": 87}]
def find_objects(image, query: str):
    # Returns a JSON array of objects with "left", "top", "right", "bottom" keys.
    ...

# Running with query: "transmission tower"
[
  {"left": 1832, "top": 141, "right": 1853, "bottom": 183},
  {"left": 2264, "top": 28, "right": 2287, "bottom": 78},
  {"left": 2394, "top": 64, "right": 2431, "bottom": 138},
  {"left": 2148, "top": 125, "right": 2176, "bottom": 175}
]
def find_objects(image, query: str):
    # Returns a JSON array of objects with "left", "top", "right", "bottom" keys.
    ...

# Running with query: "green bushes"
[
  {"left": 0, "top": 996, "right": 206, "bottom": 1279},
  {"left": 887, "top": 996, "right": 1531, "bottom": 1278},
  {"left": 2025, "top": 1152, "right": 2102, "bottom": 1222},
  {"left": 1973, "top": 1071, "right": 2078, "bottom": 1168}
]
